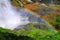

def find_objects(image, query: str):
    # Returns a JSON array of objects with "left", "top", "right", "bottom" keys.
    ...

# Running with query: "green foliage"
[
  {"left": 16, "top": 28, "right": 60, "bottom": 40},
  {"left": 16, "top": 24, "right": 56, "bottom": 40},
  {"left": 52, "top": 15, "right": 60, "bottom": 29},
  {"left": 0, "top": 23, "right": 59, "bottom": 40},
  {"left": 0, "top": 27, "right": 34, "bottom": 40},
  {"left": 0, "top": 27, "right": 18, "bottom": 40},
  {"left": 41, "top": 5, "right": 48, "bottom": 10}
]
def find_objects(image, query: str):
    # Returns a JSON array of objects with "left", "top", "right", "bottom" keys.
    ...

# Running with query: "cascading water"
[
  {"left": 0, "top": 0, "right": 56, "bottom": 33},
  {"left": 0, "top": 0, "right": 30, "bottom": 30}
]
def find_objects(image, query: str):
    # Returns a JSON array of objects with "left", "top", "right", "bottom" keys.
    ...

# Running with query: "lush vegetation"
[
  {"left": 0, "top": 27, "right": 34, "bottom": 40},
  {"left": 52, "top": 15, "right": 60, "bottom": 30},
  {"left": 0, "top": 24, "right": 60, "bottom": 40}
]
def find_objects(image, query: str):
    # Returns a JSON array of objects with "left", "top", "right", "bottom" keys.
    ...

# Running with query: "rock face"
[
  {"left": 23, "top": 3, "right": 54, "bottom": 16},
  {"left": 31, "top": 0, "right": 54, "bottom": 5},
  {"left": 14, "top": 23, "right": 47, "bottom": 31}
]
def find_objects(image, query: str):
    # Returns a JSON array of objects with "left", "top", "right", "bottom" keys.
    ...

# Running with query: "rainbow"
[{"left": 23, "top": 8, "right": 57, "bottom": 33}]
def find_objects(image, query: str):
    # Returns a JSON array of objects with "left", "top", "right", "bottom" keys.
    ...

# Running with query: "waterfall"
[{"left": 0, "top": 0, "right": 30, "bottom": 30}]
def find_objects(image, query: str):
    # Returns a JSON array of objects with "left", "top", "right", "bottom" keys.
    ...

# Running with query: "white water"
[{"left": 0, "top": 0, "right": 30, "bottom": 30}]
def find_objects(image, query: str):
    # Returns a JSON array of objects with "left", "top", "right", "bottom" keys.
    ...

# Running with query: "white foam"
[{"left": 0, "top": 0, "right": 30, "bottom": 30}]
